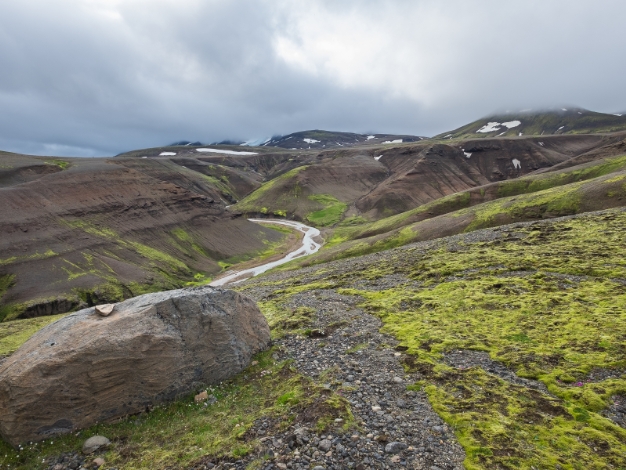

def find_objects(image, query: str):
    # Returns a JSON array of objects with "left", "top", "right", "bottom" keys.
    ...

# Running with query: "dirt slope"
[{"left": 0, "top": 155, "right": 283, "bottom": 320}]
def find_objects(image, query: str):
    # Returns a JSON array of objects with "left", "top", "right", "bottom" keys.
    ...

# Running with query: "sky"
[{"left": 1, "top": 0, "right": 625, "bottom": 157}]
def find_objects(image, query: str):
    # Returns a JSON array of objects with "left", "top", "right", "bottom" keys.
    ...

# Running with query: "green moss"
[
  {"left": 338, "top": 216, "right": 369, "bottom": 226},
  {"left": 0, "top": 249, "right": 58, "bottom": 267},
  {"left": 306, "top": 194, "right": 348, "bottom": 227},
  {"left": 0, "top": 274, "right": 14, "bottom": 300},
  {"left": 242, "top": 210, "right": 626, "bottom": 468},
  {"left": 171, "top": 228, "right": 208, "bottom": 257},
  {"left": 0, "top": 349, "right": 353, "bottom": 469},
  {"left": 44, "top": 159, "right": 70, "bottom": 170},
  {"left": 0, "top": 302, "right": 26, "bottom": 323},
  {"left": 62, "top": 220, "right": 191, "bottom": 275}
]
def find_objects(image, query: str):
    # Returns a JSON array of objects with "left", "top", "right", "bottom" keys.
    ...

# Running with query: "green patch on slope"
[
  {"left": 0, "top": 349, "right": 354, "bottom": 469},
  {"left": 306, "top": 194, "right": 348, "bottom": 226},
  {"left": 285, "top": 166, "right": 626, "bottom": 269},
  {"left": 62, "top": 219, "right": 190, "bottom": 274},
  {"left": 44, "top": 159, "right": 70, "bottom": 170},
  {"left": 234, "top": 166, "right": 309, "bottom": 213},
  {"left": 0, "top": 314, "right": 68, "bottom": 356}
]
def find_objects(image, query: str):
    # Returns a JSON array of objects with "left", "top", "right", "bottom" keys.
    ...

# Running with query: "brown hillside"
[{"left": 0, "top": 156, "right": 283, "bottom": 320}]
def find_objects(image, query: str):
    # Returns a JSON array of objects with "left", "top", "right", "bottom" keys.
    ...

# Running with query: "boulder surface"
[{"left": 0, "top": 286, "right": 270, "bottom": 445}]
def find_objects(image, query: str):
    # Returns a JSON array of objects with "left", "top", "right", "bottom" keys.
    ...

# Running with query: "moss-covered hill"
[
  {"left": 434, "top": 108, "right": 626, "bottom": 140},
  {"left": 238, "top": 208, "right": 626, "bottom": 469},
  {"left": 284, "top": 153, "right": 626, "bottom": 269}
]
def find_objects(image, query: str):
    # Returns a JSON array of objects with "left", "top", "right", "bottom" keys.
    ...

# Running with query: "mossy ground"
[
  {"left": 305, "top": 194, "right": 348, "bottom": 227},
  {"left": 240, "top": 210, "right": 626, "bottom": 468},
  {"left": 0, "top": 350, "right": 354, "bottom": 470},
  {"left": 0, "top": 314, "right": 68, "bottom": 357}
]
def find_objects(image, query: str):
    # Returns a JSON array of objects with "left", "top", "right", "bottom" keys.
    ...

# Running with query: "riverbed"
[{"left": 209, "top": 219, "right": 322, "bottom": 287}]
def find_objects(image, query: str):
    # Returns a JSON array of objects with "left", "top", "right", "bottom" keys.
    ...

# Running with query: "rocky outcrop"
[{"left": 0, "top": 286, "right": 270, "bottom": 446}]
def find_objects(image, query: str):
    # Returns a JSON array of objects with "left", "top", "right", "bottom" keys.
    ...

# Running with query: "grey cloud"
[{"left": 0, "top": 0, "right": 625, "bottom": 156}]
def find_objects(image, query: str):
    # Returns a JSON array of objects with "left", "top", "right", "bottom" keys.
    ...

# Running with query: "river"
[{"left": 209, "top": 219, "right": 322, "bottom": 287}]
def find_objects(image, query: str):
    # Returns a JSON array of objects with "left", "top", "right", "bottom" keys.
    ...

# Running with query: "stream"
[{"left": 209, "top": 219, "right": 322, "bottom": 287}]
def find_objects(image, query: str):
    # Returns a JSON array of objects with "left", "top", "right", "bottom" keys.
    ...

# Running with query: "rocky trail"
[{"left": 191, "top": 288, "right": 465, "bottom": 470}]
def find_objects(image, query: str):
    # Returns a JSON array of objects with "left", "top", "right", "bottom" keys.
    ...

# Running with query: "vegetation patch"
[
  {"left": 44, "top": 159, "right": 70, "bottom": 170},
  {"left": 235, "top": 166, "right": 309, "bottom": 213},
  {"left": 0, "top": 349, "right": 353, "bottom": 470},
  {"left": 242, "top": 210, "right": 626, "bottom": 468},
  {"left": 171, "top": 228, "right": 208, "bottom": 257},
  {"left": 0, "top": 314, "right": 68, "bottom": 356},
  {"left": 306, "top": 194, "right": 348, "bottom": 227}
]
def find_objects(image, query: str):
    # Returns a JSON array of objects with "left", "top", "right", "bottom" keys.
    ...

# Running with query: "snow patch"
[
  {"left": 502, "top": 120, "right": 521, "bottom": 129},
  {"left": 477, "top": 122, "right": 502, "bottom": 133},
  {"left": 538, "top": 142, "right": 544, "bottom": 147},
  {"left": 497, "top": 132, "right": 506, "bottom": 136},
  {"left": 196, "top": 148, "right": 258, "bottom": 155},
  {"left": 374, "top": 155, "right": 383, "bottom": 161},
  {"left": 512, "top": 158, "right": 521, "bottom": 169},
  {"left": 159, "top": 152, "right": 176, "bottom": 156},
  {"left": 519, "top": 132, "right": 523, "bottom": 136},
  {"left": 241, "top": 137, "right": 271, "bottom": 147},
  {"left": 444, "top": 134, "right": 453, "bottom": 138},
  {"left": 615, "top": 114, "right": 623, "bottom": 117},
  {"left": 383, "top": 139, "right": 403, "bottom": 144},
  {"left": 557, "top": 126, "right": 564, "bottom": 131},
  {"left": 141, "top": 156, "right": 148, "bottom": 159},
  {"left": 562, "top": 108, "right": 568, "bottom": 111},
  {"left": 367, "top": 135, "right": 376, "bottom": 140},
  {"left": 463, "top": 152, "right": 472, "bottom": 158},
  {"left": 303, "top": 138, "right": 320, "bottom": 144}
]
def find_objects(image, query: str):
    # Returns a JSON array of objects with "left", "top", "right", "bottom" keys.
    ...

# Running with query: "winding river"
[{"left": 209, "top": 219, "right": 322, "bottom": 287}]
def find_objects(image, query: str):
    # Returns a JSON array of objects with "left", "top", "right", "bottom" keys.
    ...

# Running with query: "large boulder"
[{"left": 0, "top": 286, "right": 270, "bottom": 446}]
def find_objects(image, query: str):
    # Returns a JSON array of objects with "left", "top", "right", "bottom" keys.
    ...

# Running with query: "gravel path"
[{"left": 191, "top": 288, "right": 466, "bottom": 470}]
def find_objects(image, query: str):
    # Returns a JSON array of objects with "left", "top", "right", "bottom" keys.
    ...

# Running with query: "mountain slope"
[
  {"left": 282, "top": 151, "right": 626, "bottom": 268},
  {"left": 259, "top": 130, "right": 425, "bottom": 150},
  {"left": 0, "top": 154, "right": 289, "bottom": 320},
  {"left": 233, "top": 133, "right": 621, "bottom": 223},
  {"left": 435, "top": 108, "right": 626, "bottom": 140}
]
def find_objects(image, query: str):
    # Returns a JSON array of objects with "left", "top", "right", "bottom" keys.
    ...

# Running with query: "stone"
[
  {"left": 82, "top": 436, "right": 110, "bottom": 454},
  {"left": 312, "top": 467, "right": 325, "bottom": 470},
  {"left": 384, "top": 441, "right": 408, "bottom": 454},
  {"left": 92, "top": 457, "right": 105, "bottom": 467},
  {"left": 318, "top": 439, "right": 332, "bottom": 451},
  {"left": 94, "top": 304, "right": 114, "bottom": 317},
  {"left": 0, "top": 286, "right": 270, "bottom": 445},
  {"left": 195, "top": 391, "right": 208, "bottom": 403},
  {"left": 392, "top": 376, "right": 404, "bottom": 384}
]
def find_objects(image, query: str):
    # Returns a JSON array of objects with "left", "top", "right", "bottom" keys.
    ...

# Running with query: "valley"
[{"left": 1, "top": 108, "right": 625, "bottom": 469}]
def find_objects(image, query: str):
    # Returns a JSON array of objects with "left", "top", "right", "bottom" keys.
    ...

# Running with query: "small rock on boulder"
[
  {"left": 94, "top": 304, "right": 114, "bottom": 317},
  {"left": 0, "top": 286, "right": 270, "bottom": 445}
]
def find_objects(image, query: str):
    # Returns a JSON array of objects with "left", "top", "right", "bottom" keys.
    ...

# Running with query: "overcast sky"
[{"left": 1, "top": 0, "right": 625, "bottom": 156}]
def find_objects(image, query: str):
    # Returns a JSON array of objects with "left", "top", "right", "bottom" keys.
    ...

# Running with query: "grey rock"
[
  {"left": 82, "top": 436, "right": 110, "bottom": 454},
  {"left": 384, "top": 441, "right": 407, "bottom": 454},
  {"left": 0, "top": 287, "right": 270, "bottom": 445},
  {"left": 318, "top": 439, "right": 332, "bottom": 451}
]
